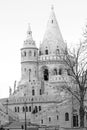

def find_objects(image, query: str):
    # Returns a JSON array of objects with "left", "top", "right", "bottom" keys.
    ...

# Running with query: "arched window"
[
  {"left": 26, "top": 106, "right": 28, "bottom": 112},
  {"left": 41, "top": 119, "right": 43, "bottom": 124},
  {"left": 34, "top": 51, "right": 36, "bottom": 56},
  {"left": 49, "top": 117, "right": 51, "bottom": 122},
  {"left": 15, "top": 107, "right": 17, "bottom": 112},
  {"left": 59, "top": 68, "right": 62, "bottom": 75},
  {"left": 22, "top": 107, "right": 25, "bottom": 112},
  {"left": 44, "top": 68, "right": 49, "bottom": 81},
  {"left": 29, "top": 50, "right": 32, "bottom": 56},
  {"left": 56, "top": 49, "right": 59, "bottom": 54},
  {"left": 45, "top": 49, "right": 48, "bottom": 55},
  {"left": 57, "top": 115, "right": 59, "bottom": 120},
  {"left": 29, "top": 106, "right": 31, "bottom": 112},
  {"left": 29, "top": 69, "right": 31, "bottom": 82},
  {"left": 18, "top": 107, "right": 19, "bottom": 112},
  {"left": 73, "top": 114, "right": 78, "bottom": 127},
  {"left": 39, "top": 51, "right": 41, "bottom": 56},
  {"left": 32, "top": 89, "right": 35, "bottom": 96},
  {"left": 52, "top": 20, "right": 53, "bottom": 23},
  {"left": 24, "top": 51, "right": 26, "bottom": 56},
  {"left": 24, "top": 68, "right": 26, "bottom": 72},
  {"left": 39, "top": 106, "right": 41, "bottom": 111},
  {"left": 35, "top": 106, "right": 38, "bottom": 113},
  {"left": 65, "top": 112, "right": 69, "bottom": 121},
  {"left": 54, "top": 68, "right": 57, "bottom": 75},
  {"left": 40, "top": 89, "right": 42, "bottom": 95}
]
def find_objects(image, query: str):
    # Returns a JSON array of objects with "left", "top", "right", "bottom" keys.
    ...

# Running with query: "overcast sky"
[{"left": 0, "top": 0, "right": 87, "bottom": 98}]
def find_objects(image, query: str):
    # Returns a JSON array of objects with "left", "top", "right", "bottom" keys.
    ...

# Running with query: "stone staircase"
[{"left": 0, "top": 102, "right": 19, "bottom": 124}]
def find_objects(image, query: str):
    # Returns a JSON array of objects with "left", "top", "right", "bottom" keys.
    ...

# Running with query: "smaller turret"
[
  {"left": 21, "top": 24, "right": 38, "bottom": 82},
  {"left": 23, "top": 23, "right": 36, "bottom": 48}
]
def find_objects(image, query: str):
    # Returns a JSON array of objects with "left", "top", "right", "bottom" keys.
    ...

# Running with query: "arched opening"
[
  {"left": 26, "top": 106, "right": 28, "bottom": 112},
  {"left": 49, "top": 117, "right": 51, "bottom": 122},
  {"left": 56, "top": 49, "right": 59, "bottom": 54},
  {"left": 15, "top": 107, "right": 17, "bottom": 112},
  {"left": 39, "top": 106, "right": 41, "bottom": 111},
  {"left": 24, "top": 51, "right": 26, "bottom": 56},
  {"left": 65, "top": 112, "right": 69, "bottom": 121},
  {"left": 18, "top": 107, "right": 19, "bottom": 112},
  {"left": 29, "top": 69, "right": 31, "bottom": 82},
  {"left": 39, "top": 51, "right": 41, "bottom": 56},
  {"left": 45, "top": 49, "right": 48, "bottom": 55},
  {"left": 59, "top": 68, "right": 62, "bottom": 75},
  {"left": 73, "top": 114, "right": 78, "bottom": 127},
  {"left": 32, "top": 89, "right": 35, "bottom": 96},
  {"left": 29, "top": 50, "right": 32, "bottom": 56},
  {"left": 43, "top": 68, "right": 49, "bottom": 81},
  {"left": 22, "top": 107, "right": 25, "bottom": 112},
  {"left": 53, "top": 68, "right": 57, "bottom": 75},
  {"left": 29, "top": 106, "right": 31, "bottom": 112}
]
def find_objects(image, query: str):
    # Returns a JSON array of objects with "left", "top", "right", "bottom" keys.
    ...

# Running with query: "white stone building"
[{"left": 0, "top": 6, "right": 86, "bottom": 128}]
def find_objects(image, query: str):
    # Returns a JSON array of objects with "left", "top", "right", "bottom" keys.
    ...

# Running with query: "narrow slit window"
[{"left": 32, "top": 89, "right": 35, "bottom": 96}]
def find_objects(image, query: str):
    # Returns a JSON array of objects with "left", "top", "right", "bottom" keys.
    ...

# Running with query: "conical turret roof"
[
  {"left": 43, "top": 6, "right": 63, "bottom": 42},
  {"left": 23, "top": 24, "right": 36, "bottom": 48},
  {"left": 40, "top": 6, "right": 66, "bottom": 55}
]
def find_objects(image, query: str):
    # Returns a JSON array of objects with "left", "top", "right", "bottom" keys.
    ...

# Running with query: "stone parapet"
[{"left": 38, "top": 55, "right": 64, "bottom": 62}]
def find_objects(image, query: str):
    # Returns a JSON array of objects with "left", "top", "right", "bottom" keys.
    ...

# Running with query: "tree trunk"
[{"left": 79, "top": 101, "right": 85, "bottom": 128}]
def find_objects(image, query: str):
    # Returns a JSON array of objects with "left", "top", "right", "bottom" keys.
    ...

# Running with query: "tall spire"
[
  {"left": 26, "top": 23, "right": 33, "bottom": 40},
  {"left": 23, "top": 23, "right": 36, "bottom": 48},
  {"left": 43, "top": 6, "right": 63, "bottom": 43},
  {"left": 40, "top": 6, "right": 66, "bottom": 55}
]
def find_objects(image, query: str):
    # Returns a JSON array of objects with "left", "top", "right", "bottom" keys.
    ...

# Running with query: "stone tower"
[
  {"left": 21, "top": 24, "right": 38, "bottom": 82},
  {"left": 38, "top": 6, "right": 67, "bottom": 82}
]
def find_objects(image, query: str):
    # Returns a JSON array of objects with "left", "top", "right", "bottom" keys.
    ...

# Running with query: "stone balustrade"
[
  {"left": 49, "top": 75, "right": 71, "bottom": 83},
  {"left": 38, "top": 55, "right": 64, "bottom": 62}
]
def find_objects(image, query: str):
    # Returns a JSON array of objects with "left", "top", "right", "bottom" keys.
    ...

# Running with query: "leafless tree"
[{"left": 61, "top": 40, "right": 87, "bottom": 127}]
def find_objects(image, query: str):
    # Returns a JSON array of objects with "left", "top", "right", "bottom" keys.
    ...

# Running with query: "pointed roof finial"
[
  {"left": 51, "top": 5, "right": 54, "bottom": 11},
  {"left": 27, "top": 23, "right": 31, "bottom": 34}
]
